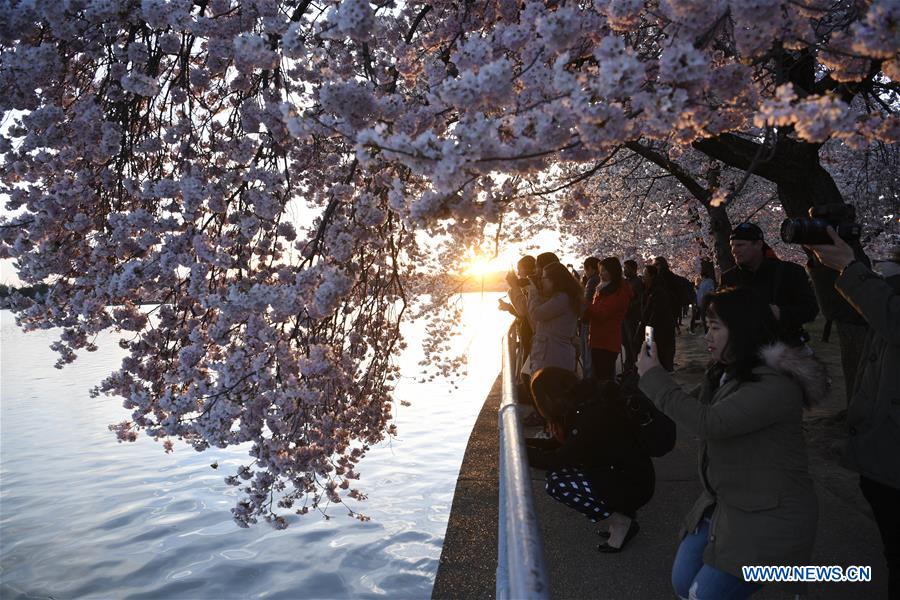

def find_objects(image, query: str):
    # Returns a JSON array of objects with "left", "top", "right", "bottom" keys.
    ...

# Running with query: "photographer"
[
  {"left": 806, "top": 229, "right": 900, "bottom": 599},
  {"left": 527, "top": 367, "right": 655, "bottom": 553},
  {"left": 637, "top": 286, "right": 823, "bottom": 599},
  {"left": 722, "top": 223, "right": 819, "bottom": 348},
  {"left": 499, "top": 255, "right": 537, "bottom": 364},
  {"left": 508, "top": 261, "right": 581, "bottom": 374}
]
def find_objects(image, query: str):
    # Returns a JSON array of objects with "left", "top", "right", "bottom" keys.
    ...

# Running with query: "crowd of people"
[{"left": 500, "top": 223, "right": 899, "bottom": 599}]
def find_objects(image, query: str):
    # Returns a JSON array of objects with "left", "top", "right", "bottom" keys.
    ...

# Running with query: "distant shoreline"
[
  {"left": 454, "top": 272, "right": 510, "bottom": 293},
  {"left": 0, "top": 276, "right": 512, "bottom": 310}
]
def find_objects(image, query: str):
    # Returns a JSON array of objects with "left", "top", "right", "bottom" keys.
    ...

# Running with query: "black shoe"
[{"left": 597, "top": 520, "right": 639, "bottom": 553}]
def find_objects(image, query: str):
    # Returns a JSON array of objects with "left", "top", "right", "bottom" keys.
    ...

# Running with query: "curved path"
[{"left": 435, "top": 322, "right": 889, "bottom": 599}]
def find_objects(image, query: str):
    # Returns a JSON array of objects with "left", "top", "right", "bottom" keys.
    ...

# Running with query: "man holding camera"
[
  {"left": 722, "top": 222, "right": 820, "bottom": 348},
  {"left": 499, "top": 255, "right": 537, "bottom": 364},
  {"left": 807, "top": 229, "right": 900, "bottom": 599}
]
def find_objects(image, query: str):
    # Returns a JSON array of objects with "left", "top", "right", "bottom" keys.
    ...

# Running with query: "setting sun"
[{"left": 465, "top": 256, "right": 498, "bottom": 277}]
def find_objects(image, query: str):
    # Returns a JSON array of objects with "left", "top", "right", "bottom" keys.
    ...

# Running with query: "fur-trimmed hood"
[{"left": 758, "top": 342, "right": 829, "bottom": 407}]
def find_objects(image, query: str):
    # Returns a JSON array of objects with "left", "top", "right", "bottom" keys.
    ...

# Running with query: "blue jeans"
[{"left": 671, "top": 515, "right": 762, "bottom": 599}]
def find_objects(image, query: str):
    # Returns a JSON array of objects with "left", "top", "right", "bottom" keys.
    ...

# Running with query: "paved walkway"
[
  {"left": 435, "top": 326, "right": 890, "bottom": 599},
  {"left": 531, "top": 422, "right": 888, "bottom": 599}
]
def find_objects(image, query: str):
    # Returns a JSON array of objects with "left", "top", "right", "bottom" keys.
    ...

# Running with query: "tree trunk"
[
  {"left": 694, "top": 133, "right": 869, "bottom": 404},
  {"left": 692, "top": 134, "right": 850, "bottom": 212},
  {"left": 706, "top": 202, "right": 735, "bottom": 274},
  {"left": 771, "top": 142, "right": 845, "bottom": 216},
  {"left": 624, "top": 142, "right": 735, "bottom": 273}
]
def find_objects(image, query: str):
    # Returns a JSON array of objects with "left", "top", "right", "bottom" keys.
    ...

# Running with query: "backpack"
[{"left": 618, "top": 370, "right": 677, "bottom": 458}]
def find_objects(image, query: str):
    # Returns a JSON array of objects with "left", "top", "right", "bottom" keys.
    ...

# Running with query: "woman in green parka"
[{"left": 637, "top": 286, "right": 827, "bottom": 599}]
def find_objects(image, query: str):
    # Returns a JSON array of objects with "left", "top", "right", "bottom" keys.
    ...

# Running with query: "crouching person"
[
  {"left": 637, "top": 287, "right": 822, "bottom": 599},
  {"left": 526, "top": 367, "right": 655, "bottom": 552}
]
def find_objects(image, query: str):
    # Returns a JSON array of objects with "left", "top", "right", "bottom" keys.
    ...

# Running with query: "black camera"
[{"left": 780, "top": 203, "right": 861, "bottom": 245}]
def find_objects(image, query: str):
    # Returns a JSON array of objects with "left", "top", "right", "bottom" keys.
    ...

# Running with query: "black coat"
[
  {"left": 659, "top": 270, "right": 685, "bottom": 319},
  {"left": 583, "top": 273, "right": 600, "bottom": 303},
  {"left": 640, "top": 280, "right": 676, "bottom": 370},
  {"left": 624, "top": 274, "right": 644, "bottom": 323},
  {"left": 527, "top": 380, "right": 655, "bottom": 516},
  {"left": 721, "top": 258, "right": 819, "bottom": 346},
  {"left": 675, "top": 274, "right": 695, "bottom": 307}
]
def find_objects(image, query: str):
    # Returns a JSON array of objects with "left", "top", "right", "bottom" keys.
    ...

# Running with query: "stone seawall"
[{"left": 431, "top": 375, "right": 501, "bottom": 600}]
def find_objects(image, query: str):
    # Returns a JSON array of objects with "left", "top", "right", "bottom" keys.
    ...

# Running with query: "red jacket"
[{"left": 584, "top": 282, "right": 633, "bottom": 352}]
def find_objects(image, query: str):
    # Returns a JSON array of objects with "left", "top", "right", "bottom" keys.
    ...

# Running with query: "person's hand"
[
  {"left": 636, "top": 340, "right": 660, "bottom": 376},
  {"left": 505, "top": 270, "right": 519, "bottom": 288},
  {"left": 498, "top": 299, "right": 516, "bottom": 314},
  {"left": 769, "top": 304, "right": 781, "bottom": 320},
  {"left": 804, "top": 226, "right": 855, "bottom": 272}
]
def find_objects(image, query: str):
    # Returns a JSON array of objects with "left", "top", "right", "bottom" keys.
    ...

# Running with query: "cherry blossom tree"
[
  {"left": 555, "top": 146, "right": 743, "bottom": 274},
  {"left": 820, "top": 138, "right": 900, "bottom": 257},
  {"left": 1, "top": 0, "right": 897, "bottom": 526},
  {"left": 559, "top": 139, "right": 898, "bottom": 277}
]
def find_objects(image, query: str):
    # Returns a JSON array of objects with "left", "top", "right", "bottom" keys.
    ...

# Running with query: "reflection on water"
[{"left": 0, "top": 294, "right": 511, "bottom": 599}]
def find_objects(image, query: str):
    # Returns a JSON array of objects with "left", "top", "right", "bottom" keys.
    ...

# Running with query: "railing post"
[{"left": 496, "top": 325, "right": 550, "bottom": 600}]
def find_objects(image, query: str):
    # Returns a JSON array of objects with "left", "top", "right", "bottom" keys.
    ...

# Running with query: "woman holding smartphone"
[
  {"left": 527, "top": 367, "right": 655, "bottom": 552},
  {"left": 637, "top": 287, "right": 824, "bottom": 599},
  {"left": 509, "top": 261, "right": 582, "bottom": 372}
]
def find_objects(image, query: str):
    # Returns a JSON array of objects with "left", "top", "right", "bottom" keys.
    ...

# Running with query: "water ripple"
[{"left": 1, "top": 298, "right": 510, "bottom": 599}]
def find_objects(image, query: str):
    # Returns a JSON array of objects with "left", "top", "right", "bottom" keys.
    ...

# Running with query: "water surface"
[{"left": 0, "top": 293, "right": 510, "bottom": 599}]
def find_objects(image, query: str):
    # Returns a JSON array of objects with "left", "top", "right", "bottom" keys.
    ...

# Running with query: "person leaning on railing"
[{"left": 525, "top": 367, "right": 655, "bottom": 553}]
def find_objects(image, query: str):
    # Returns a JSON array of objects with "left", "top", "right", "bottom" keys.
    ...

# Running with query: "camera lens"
[
  {"left": 780, "top": 219, "right": 799, "bottom": 244},
  {"left": 780, "top": 218, "right": 834, "bottom": 245}
]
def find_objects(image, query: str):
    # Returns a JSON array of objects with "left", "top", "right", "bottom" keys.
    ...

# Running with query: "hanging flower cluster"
[{"left": 1, "top": 0, "right": 896, "bottom": 526}]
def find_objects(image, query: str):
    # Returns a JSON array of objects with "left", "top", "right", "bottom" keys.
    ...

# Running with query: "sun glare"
[{"left": 465, "top": 257, "right": 497, "bottom": 277}]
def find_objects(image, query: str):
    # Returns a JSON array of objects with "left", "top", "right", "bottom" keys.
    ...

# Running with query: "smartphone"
[{"left": 645, "top": 326, "right": 655, "bottom": 357}]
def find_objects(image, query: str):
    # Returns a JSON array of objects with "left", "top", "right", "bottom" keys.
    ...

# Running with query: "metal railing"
[{"left": 496, "top": 325, "right": 550, "bottom": 600}]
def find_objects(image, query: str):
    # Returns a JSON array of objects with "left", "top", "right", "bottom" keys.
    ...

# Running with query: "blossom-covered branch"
[{"left": 1, "top": 0, "right": 897, "bottom": 528}]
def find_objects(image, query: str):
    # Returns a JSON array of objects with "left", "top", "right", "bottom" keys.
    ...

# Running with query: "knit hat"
[{"left": 729, "top": 222, "right": 764, "bottom": 242}]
